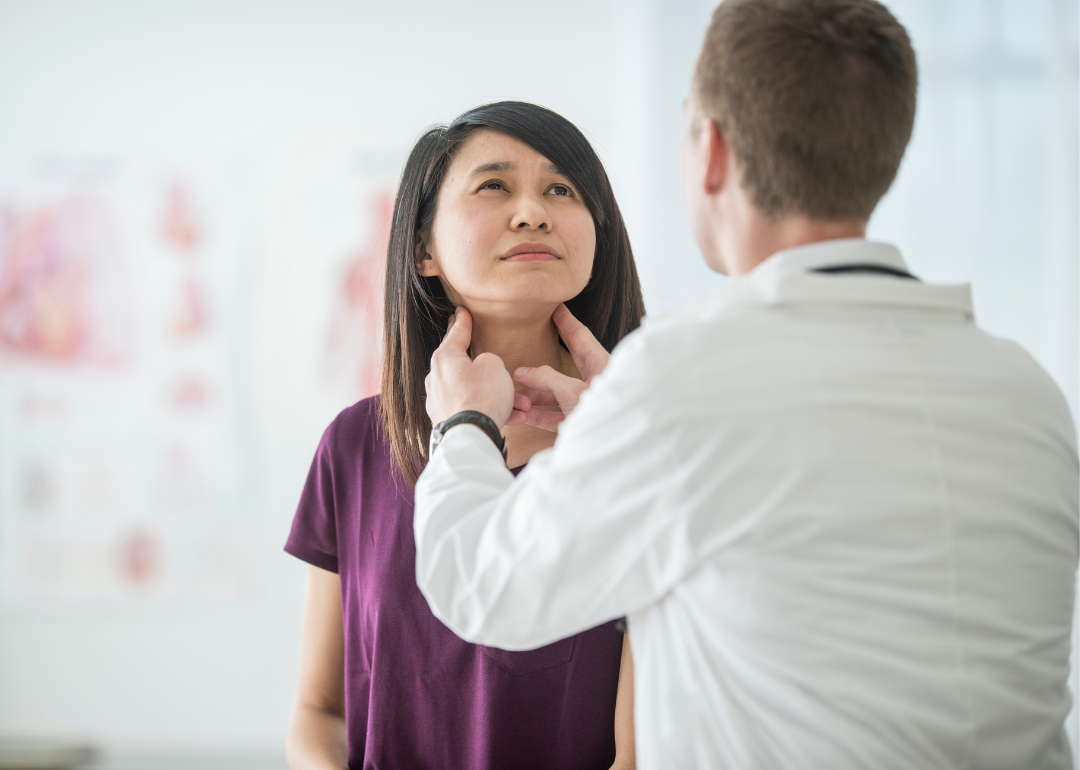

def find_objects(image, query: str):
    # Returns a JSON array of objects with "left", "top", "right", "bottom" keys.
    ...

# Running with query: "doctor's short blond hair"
[{"left": 693, "top": 0, "right": 917, "bottom": 221}]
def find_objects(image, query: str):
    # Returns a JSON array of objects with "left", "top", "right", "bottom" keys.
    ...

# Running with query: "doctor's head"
[
  {"left": 682, "top": 0, "right": 918, "bottom": 275},
  {"left": 382, "top": 101, "right": 644, "bottom": 482}
]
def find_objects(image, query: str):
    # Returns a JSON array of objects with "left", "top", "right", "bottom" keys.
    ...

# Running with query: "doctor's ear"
[
  {"left": 702, "top": 118, "right": 730, "bottom": 196},
  {"left": 416, "top": 232, "right": 440, "bottom": 277}
]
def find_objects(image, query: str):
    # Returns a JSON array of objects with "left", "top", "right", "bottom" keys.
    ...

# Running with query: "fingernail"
[{"left": 514, "top": 367, "right": 530, "bottom": 378}]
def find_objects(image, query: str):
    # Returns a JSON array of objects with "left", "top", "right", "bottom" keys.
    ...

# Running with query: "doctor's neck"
[
  {"left": 718, "top": 206, "right": 867, "bottom": 277},
  {"left": 466, "top": 305, "right": 567, "bottom": 378},
  {"left": 707, "top": 165, "right": 868, "bottom": 276}
]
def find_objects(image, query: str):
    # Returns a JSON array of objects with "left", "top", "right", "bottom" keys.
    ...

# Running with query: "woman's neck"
[
  {"left": 464, "top": 304, "right": 578, "bottom": 469},
  {"left": 467, "top": 306, "right": 566, "bottom": 376}
]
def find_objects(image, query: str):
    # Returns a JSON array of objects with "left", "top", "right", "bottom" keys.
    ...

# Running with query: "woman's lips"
[
  {"left": 501, "top": 242, "right": 560, "bottom": 261},
  {"left": 501, "top": 252, "right": 559, "bottom": 262}
]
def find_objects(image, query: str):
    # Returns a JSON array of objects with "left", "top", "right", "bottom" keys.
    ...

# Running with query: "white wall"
[{"left": 1, "top": 0, "right": 1076, "bottom": 760}]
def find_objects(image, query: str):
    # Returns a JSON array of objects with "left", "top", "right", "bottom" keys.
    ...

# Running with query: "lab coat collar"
[
  {"left": 717, "top": 238, "right": 974, "bottom": 319},
  {"left": 754, "top": 238, "right": 909, "bottom": 277}
]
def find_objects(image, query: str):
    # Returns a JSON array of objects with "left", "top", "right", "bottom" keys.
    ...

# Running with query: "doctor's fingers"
[
  {"left": 522, "top": 406, "right": 567, "bottom": 433},
  {"left": 514, "top": 365, "right": 587, "bottom": 412},
  {"left": 504, "top": 408, "right": 529, "bottom": 427},
  {"left": 513, "top": 391, "right": 533, "bottom": 412},
  {"left": 514, "top": 386, "right": 560, "bottom": 409},
  {"left": 552, "top": 304, "right": 609, "bottom": 380},
  {"left": 438, "top": 306, "right": 473, "bottom": 354}
]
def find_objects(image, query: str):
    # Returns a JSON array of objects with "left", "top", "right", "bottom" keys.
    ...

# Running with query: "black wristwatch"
[{"left": 430, "top": 410, "right": 508, "bottom": 463}]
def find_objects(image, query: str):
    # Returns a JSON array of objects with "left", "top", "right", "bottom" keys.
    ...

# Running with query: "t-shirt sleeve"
[{"left": 284, "top": 422, "right": 341, "bottom": 573}]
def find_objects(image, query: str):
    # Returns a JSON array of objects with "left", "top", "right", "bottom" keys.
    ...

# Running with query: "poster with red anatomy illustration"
[
  {"left": 0, "top": 158, "right": 256, "bottom": 609},
  {"left": 0, "top": 152, "right": 395, "bottom": 612}
]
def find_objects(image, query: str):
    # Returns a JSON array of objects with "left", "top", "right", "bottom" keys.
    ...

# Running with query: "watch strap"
[{"left": 432, "top": 410, "right": 508, "bottom": 463}]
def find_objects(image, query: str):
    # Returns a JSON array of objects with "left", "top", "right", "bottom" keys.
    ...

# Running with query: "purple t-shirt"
[{"left": 285, "top": 396, "right": 622, "bottom": 770}]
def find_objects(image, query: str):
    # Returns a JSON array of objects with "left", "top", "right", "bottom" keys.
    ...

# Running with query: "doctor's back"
[{"left": 617, "top": 243, "right": 1079, "bottom": 768}]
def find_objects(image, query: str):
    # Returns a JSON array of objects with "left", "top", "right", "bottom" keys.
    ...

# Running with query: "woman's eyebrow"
[
  {"left": 468, "top": 161, "right": 567, "bottom": 177},
  {"left": 471, "top": 161, "right": 514, "bottom": 176}
]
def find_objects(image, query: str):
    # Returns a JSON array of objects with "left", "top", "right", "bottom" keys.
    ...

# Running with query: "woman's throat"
[{"left": 466, "top": 315, "right": 573, "bottom": 380}]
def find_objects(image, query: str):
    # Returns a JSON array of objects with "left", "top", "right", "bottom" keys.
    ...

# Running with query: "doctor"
[{"left": 415, "top": 0, "right": 1080, "bottom": 768}]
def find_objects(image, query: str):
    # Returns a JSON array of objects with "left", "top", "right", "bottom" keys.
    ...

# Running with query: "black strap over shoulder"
[{"left": 811, "top": 263, "right": 919, "bottom": 280}]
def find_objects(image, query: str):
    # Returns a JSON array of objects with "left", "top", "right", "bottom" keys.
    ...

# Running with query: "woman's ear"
[{"left": 416, "top": 231, "right": 440, "bottom": 277}]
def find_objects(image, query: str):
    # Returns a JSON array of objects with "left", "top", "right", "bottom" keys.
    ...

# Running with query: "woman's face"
[{"left": 419, "top": 130, "right": 596, "bottom": 316}]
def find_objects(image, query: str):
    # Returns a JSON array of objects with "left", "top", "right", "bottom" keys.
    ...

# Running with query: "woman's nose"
[{"left": 509, "top": 194, "right": 551, "bottom": 231}]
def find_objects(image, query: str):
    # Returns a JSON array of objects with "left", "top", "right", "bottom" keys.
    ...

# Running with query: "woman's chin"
[
  {"left": 468, "top": 279, "right": 585, "bottom": 311},
  {"left": 467, "top": 293, "right": 574, "bottom": 320}
]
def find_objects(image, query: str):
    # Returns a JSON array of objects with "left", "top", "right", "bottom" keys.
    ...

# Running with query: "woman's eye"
[
  {"left": 548, "top": 184, "right": 573, "bottom": 197},
  {"left": 480, "top": 181, "right": 505, "bottom": 191}
]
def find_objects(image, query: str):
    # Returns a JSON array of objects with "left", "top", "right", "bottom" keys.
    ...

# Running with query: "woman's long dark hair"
[{"left": 380, "top": 101, "right": 645, "bottom": 485}]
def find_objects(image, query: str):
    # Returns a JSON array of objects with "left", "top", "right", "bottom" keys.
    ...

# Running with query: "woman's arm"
[
  {"left": 611, "top": 634, "right": 636, "bottom": 770},
  {"left": 286, "top": 565, "right": 349, "bottom": 770}
]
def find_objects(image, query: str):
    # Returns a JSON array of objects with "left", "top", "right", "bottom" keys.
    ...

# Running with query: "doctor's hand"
[
  {"left": 513, "top": 304, "right": 611, "bottom": 432},
  {"left": 425, "top": 307, "right": 526, "bottom": 429}
]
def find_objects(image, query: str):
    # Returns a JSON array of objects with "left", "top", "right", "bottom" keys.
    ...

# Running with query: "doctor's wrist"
[{"left": 430, "top": 410, "right": 508, "bottom": 463}]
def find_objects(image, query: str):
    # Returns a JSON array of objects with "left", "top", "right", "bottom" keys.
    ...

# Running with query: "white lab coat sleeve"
[{"left": 414, "top": 333, "right": 695, "bottom": 650}]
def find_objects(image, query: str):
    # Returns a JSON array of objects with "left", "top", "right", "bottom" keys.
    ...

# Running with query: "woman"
[{"left": 285, "top": 101, "right": 644, "bottom": 770}]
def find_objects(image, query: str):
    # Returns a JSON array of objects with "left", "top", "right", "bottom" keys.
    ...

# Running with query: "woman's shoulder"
[
  {"left": 286, "top": 395, "right": 399, "bottom": 572},
  {"left": 319, "top": 394, "right": 390, "bottom": 462}
]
